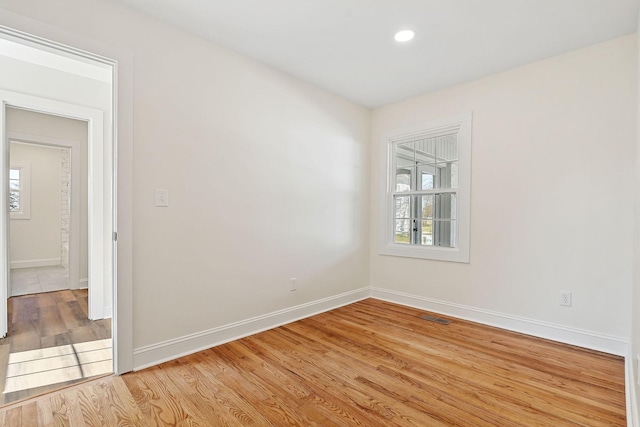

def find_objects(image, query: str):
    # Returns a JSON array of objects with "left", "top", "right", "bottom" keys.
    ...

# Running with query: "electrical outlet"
[
  {"left": 290, "top": 277, "right": 297, "bottom": 292},
  {"left": 560, "top": 291, "right": 572, "bottom": 307}
]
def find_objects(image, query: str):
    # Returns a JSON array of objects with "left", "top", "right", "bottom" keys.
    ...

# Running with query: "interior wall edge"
[
  {"left": 370, "top": 287, "right": 629, "bottom": 357},
  {"left": 131, "top": 287, "right": 371, "bottom": 371},
  {"left": 625, "top": 350, "right": 639, "bottom": 427}
]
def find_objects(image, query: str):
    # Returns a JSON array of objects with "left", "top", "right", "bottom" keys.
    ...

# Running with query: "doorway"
[
  {"left": 0, "top": 31, "right": 117, "bottom": 402},
  {"left": 9, "top": 141, "right": 73, "bottom": 296},
  {"left": 0, "top": 15, "right": 135, "bottom": 377},
  {"left": 6, "top": 108, "right": 88, "bottom": 299},
  {"left": 0, "top": 100, "right": 113, "bottom": 403}
]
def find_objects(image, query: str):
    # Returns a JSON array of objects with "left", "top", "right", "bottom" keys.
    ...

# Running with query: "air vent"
[{"left": 421, "top": 315, "right": 450, "bottom": 325}]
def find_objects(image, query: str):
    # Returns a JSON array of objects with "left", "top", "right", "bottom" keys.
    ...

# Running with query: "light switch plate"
[{"left": 155, "top": 189, "right": 169, "bottom": 207}]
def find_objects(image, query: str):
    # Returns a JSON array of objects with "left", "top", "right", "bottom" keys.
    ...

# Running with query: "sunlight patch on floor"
[{"left": 3, "top": 338, "right": 112, "bottom": 393}]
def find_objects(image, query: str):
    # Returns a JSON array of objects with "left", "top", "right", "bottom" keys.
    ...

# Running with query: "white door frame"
[
  {"left": 0, "top": 16, "right": 134, "bottom": 374},
  {"left": 8, "top": 131, "right": 82, "bottom": 294},
  {"left": 0, "top": 91, "right": 108, "bottom": 329}
]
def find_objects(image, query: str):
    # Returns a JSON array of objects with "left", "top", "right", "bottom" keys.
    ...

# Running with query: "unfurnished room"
[{"left": 0, "top": 0, "right": 639, "bottom": 426}]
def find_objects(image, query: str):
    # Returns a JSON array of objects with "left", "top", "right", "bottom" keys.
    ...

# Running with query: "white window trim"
[
  {"left": 379, "top": 113, "right": 472, "bottom": 263},
  {"left": 9, "top": 161, "right": 31, "bottom": 220}
]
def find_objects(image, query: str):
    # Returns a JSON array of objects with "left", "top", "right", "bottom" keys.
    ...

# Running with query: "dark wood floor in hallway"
[{"left": 0, "top": 298, "right": 626, "bottom": 426}]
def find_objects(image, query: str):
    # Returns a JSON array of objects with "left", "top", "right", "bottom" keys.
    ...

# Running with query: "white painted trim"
[
  {"left": 370, "top": 287, "right": 629, "bottom": 356},
  {"left": 133, "top": 288, "right": 370, "bottom": 371},
  {"left": 10, "top": 258, "right": 60, "bottom": 269},
  {"left": 0, "top": 103, "right": 8, "bottom": 335},
  {"left": 378, "top": 112, "right": 472, "bottom": 263},
  {"left": 627, "top": 350, "right": 639, "bottom": 427}
]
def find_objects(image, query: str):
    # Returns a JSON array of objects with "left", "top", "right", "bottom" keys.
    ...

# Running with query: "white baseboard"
[
  {"left": 78, "top": 278, "right": 88, "bottom": 289},
  {"left": 627, "top": 350, "right": 639, "bottom": 427},
  {"left": 370, "top": 287, "right": 629, "bottom": 356},
  {"left": 10, "top": 258, "right": 60, "bottom": 269},
  {"left": 132, "top": 287, "right": 370, "bottom": 371}
]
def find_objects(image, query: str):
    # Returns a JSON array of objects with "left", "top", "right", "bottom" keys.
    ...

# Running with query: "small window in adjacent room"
[
  {"left": 379, "top": 113, "right": 471, "bottom": 262},
  {"left": 9, "top": 163, "right": 31, "bottom": 220}
]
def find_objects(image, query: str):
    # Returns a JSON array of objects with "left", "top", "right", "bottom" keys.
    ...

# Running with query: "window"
[
  {"left": 379, "top": 113, "right": 471, "bottom": 262},
  {"left": 9, "top": 162, "right": 30, "bottom": 220}
]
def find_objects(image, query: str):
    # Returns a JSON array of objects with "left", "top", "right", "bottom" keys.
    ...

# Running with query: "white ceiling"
[{"left": 112, "top": 0, "right": 639, "bottom": 108}]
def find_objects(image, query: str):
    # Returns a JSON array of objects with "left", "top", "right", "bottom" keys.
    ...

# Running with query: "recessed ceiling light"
[{"left": 394, "top": 30, "right": 415, "bottom": 42}]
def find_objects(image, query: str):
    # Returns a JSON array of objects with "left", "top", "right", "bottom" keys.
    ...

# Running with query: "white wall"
[
  {"left": 0, "top": 0, "right": 371, "bottom": 355},
  {"left": 371, "top": 35, "right": 636, "bottom": 349},
  {"left": 9, "top": 142, "right": 61, "bottom": 265},
  {"left": 6, "top": 108, "right": 88, "bottom": 280}
]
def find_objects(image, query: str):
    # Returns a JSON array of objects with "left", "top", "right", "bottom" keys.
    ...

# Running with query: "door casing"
[{"left": 0, "top": 16, "right": 134, "bottom": 374}]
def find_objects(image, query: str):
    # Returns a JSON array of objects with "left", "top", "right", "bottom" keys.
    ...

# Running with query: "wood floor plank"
[
  {"left": 19, "top": 401, "right": 38, "bottom": 427},
  {"left": 80, "top": 378, "right": 143, "bottom": 426},
  {"left": 159, "top": 357, "right": 267, "bottom": 426},
  {"left": 55, "top": 389, "right": 88, "bottom": 427},
  {"left": 0, "top": 298, "right": 627, "bottom": 426},
  {"left": 205, "top": 344, "right": 327, "bottom": 426},
  {"left": 1, "top": 406, "right": 22, "bottom": 427},
  {"left": 121, "top": 365, "right": 207, "bottom": 426}
]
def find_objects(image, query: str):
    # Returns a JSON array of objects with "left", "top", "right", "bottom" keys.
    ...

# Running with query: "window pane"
[
  {"left": 9, "top": 179, "right": 19, "bottom": 191},
  {"left": 420, "top": 195, "right": 433, "bottom": 219},
  {"left": 394, "top": 220, "right": 411, "bottom": 244},
  {"left": 434, "top": 193, "right": 457, "bottom": 220},
  {"left": 449, "top": 162, "right": 459, "bottom": 188},
  {"left": 396, "top": 142, "right": 414, "bottom": 166},
  {"left": 394, "top": 196, "right": 411, "bottom": 220},
  {"left": 396, "top": 156, "right": 414, "bottom": 169},
  {"left": 395, "top": 169, "right": 412, "bottom": 192},
  {"left": 420, "top": 220, "right": 433, "bottom": 246},
  {"left": 435, "top": 161, "right": 459, "bottom": 189},
  {"left": 417, "top": 164, "right": 435, "bottom": 190},
  {"left": 9, "top": 192, "right": 19, "bottom": 212},
  {"left": 433, "top": 220, "right": 456, "bottom": 248},
  {"left": 414, "top": 138, "right": 436, "bottom": 164},
  {"left": 9, "top": 169, "right": 19, "bottom": 180},
  {"left": 436, "top": 134, "right": 458, "bottom": 161}
]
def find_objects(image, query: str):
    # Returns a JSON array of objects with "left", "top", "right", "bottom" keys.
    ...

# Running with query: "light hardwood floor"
[{"left": 0, "top": 298, "right": 626, "bottom": 426}]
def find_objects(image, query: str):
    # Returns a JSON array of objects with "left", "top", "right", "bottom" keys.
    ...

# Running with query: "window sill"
[{"left": 379, "top": 243, "right": 469, "bottom": 263}]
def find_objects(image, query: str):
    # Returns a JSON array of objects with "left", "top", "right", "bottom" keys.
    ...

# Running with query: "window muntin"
[{"left": 380, "top": 113, "right": 471, "bottom": 262}]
